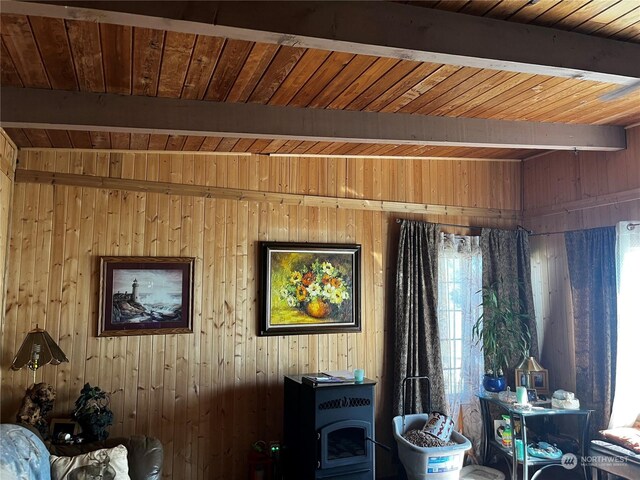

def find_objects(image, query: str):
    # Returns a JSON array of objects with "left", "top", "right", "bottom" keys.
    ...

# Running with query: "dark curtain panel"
[
  {"left": 565, "top": 227, "right": 617, "bottom": 433},
  {"left": 480, "top": 228, "right": 539, "bottom": 386},
  {"left": 393, "top": 220, "right": 446, "bottom": 417}
]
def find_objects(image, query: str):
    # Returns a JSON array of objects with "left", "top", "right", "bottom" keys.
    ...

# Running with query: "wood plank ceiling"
[{"left": 1, "top": 0, "right": 639, "bottom": 158}]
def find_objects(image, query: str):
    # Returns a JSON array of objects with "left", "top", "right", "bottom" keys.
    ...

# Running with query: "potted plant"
[
  {"left": 72, "top": 383, "right": 113, "bottom": 441},
  {"left": 472, "top": 283, "right": 531, "bottom": 392}
]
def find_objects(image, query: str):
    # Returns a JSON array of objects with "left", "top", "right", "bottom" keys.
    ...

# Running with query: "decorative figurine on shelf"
[
  {"left": 16, "top": 382, "right": 56, "bottom": 439},
  {"left": 72, "top": 383, "right": 113, "bottom": 441}
]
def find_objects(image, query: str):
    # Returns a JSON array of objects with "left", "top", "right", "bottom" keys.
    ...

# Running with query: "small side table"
[{"left": 478, "top": 393, "right": 592, "bottom": 480}]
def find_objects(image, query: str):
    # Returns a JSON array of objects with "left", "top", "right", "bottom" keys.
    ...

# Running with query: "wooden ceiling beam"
[
  {"left": 1, "top": 87, "right": 627, "bottom": 151},
  {"left": 2, "top": 1, "right": 639, "bottom": 85}
]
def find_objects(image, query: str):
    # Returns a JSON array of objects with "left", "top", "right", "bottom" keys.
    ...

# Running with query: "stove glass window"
[{"left": 327, "top": 427, "right": 366, "bottom": 460}]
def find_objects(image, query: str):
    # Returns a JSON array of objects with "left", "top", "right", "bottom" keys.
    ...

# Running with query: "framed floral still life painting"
[
  {"left": 259, "top": 243, "right": 361, "bottom": 336},
  {"left": 98, "top": 257, "right": 194, "bottom": 336}
]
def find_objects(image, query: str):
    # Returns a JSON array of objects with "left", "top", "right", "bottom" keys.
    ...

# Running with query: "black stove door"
[{"left": 319, "top": 419, "right": 372, "bottom": 470}]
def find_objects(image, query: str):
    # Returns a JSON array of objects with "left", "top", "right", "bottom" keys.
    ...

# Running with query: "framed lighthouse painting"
[{"left": 98, "top": 257, "right": 195, "bottom": 336}]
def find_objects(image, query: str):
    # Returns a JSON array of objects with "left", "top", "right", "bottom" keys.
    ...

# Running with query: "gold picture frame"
[
  {"left": 515, "top": 368, "right": 549, "bottom": 394},
  {"left": 98, "top": 256, "right": 195, "bottom": 336}
]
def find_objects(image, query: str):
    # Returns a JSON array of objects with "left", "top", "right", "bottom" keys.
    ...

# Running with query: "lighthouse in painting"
[
  {"left": 111, "top": 268, "right": 185, "bottom": 325},
  {"left": 131, "top": 278, "right": 140, "bottom": 303}
]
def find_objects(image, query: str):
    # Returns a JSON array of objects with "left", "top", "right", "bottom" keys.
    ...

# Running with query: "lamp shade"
[
  {"left": 10, "top": 326, "right": 68, "bottom": 373},
  {"left": 517, "top": 356, "right": 544, "bottom": 372}
]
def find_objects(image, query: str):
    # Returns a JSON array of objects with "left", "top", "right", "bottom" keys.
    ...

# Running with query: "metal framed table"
[{"left": 478, "top": 393, "right": 592, "bottom": 480}]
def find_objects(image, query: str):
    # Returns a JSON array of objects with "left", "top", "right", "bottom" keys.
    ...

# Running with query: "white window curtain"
[
  {"left": 609, "top": 221, "right": 640, "bottom": 428},
  {"left": 437, "top": 233, "right": 483, "bottom": 456}
]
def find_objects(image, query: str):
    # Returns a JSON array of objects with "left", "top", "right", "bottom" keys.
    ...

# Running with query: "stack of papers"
[
  {"left": 302, "top": 371, "right": 356, "bottom": 385},
  {"left": 322, "top": 370, "right": 356, "bottom": 381}
]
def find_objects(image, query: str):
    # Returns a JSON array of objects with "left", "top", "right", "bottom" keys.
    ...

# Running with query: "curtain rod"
[
  {"left": 529, "top": 230, "right": 571, "bottom": 237},
  {"left": 394, "top": 218, "right": 480, "bottom": 229},
  {"left": 394, "top": 218, "right": 532, "bottom": 234},
  {"left": 395, "top": 219, "right": 640, "bottom": 236},
  {"left": 529, "top": 222, "right": 640, "bottom": 237}
]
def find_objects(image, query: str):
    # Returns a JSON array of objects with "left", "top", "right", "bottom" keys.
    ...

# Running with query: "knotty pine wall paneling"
[
  {"left": 523, "top": 126, "right": 640, "bottom": 234},
  {"left": 529, "top": 234, "right": 577, "bottom": 393},
  {"left": 524, "top": 125, "right": 640, "bottom": 400},
  {"left": 0, "top": 129, "right": 18, "bottom": 412},
  {"left": 2, "top": 150, "right": 521, "bottom": 479}
]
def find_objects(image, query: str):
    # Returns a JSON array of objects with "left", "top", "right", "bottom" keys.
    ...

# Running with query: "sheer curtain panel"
[
  {"left": 437, "top": 233, "right": 483, "bottom": 456},
  {"left": 609, "top": 221, "right": 640, "bottom": 428}
]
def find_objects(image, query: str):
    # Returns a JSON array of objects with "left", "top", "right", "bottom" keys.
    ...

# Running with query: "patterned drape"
[
  {"left": 393, "top": 220, "right": 446, "bottom": 416},
  {"left": 565, "top": 227, "right": 617, "bottom": 433},
  {"left": 480, "top": 228, "right": 539, "bottom": 387}
]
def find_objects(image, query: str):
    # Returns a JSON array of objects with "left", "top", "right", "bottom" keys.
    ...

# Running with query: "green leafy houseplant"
[
  {"left": 472, "top": 283, "right": 531, "bottom": 384},
  {"left": 72, "top": 383, "right": 113, "bottom": 441}
]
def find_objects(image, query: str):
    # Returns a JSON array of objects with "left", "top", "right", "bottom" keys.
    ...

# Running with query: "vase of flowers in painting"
[{"left": 280, "top": 260, "right": 350, "bottom": 320}]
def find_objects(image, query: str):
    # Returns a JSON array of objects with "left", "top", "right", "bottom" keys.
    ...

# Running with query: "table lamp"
[
  {"left": 517, "top": 356, "right": 544, "bottom": 388},
  {"left": 10, "top": 325, "right": 68, "bottom": 384}
]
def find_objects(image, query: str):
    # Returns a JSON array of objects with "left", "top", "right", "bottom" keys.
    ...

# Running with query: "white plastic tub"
[{"left": 393, "top": 413, "right": 472, "bottom": 480}]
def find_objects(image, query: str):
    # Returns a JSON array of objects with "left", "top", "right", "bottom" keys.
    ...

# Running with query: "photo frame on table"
[
  {"left": 259, "top": 242, "right": 361, "bottom": 336},
  {"left": 98, "top": 257, "right": 194, "bottom": 336},
  {"left": 50, "top": 418, "right": 79, "bottom": 439},
  {"left": 530, "top": 369, "right": 549, "bottom": 394},
  {"left": 515, "top": 368, "right": 549, "bottom": 394}
]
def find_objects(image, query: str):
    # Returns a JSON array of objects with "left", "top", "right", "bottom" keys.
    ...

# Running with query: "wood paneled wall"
[
  {"left": 523, "top": 126, "right": 640, "bottom": 234},
  {"left": 1, "top": 150, "right": 521, "bottom": 478},
  {"left": 529, "top": 234, "right": 576, "bottom": 393},
  {"left": 0, "top": 131, "right": 17, "bottom": 320},
  {"left": 0, "top": 129, "right": 18, "bottom": 413},
  {"left": 524, "top": 125, "right": 640, "bottom": 401}
]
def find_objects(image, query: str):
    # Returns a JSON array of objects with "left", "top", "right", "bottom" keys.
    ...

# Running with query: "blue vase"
[{"left": 483, "top": 374, "right": 507, "bottom": 392}]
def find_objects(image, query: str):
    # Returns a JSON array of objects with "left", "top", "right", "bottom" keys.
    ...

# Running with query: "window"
[
  {"left": 437, "top": 234, "right": 483, "bottom": 409},
  {"left": 609, "top": 222, "right": 640, "bottom": 427}
]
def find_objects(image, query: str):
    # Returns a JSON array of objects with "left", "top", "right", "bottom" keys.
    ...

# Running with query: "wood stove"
[{"left": 283, "top": 375, "right": 376, "bottom": 480}]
